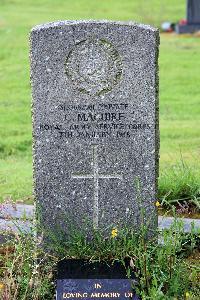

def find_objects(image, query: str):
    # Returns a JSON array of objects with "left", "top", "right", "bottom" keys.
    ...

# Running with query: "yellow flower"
[
  {"left": 0, "top": 282, "right": 4, "bottom": 290},
  {"left": 155, "top": 201, "right": 161, "bottom": 207},
  {"left": 111, "top": 228, "right": 118, "bottom": 238},
  {"left": 185, "top": 292, "right": 190, "bottom": 298}
]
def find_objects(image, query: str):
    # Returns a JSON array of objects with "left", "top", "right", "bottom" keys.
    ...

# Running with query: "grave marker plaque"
[
  {"left": 30, "top": 21, "right": 159, "bottom": 240},
  {"left": 56, "top": 259, "right": 139, "bottom": 300}
]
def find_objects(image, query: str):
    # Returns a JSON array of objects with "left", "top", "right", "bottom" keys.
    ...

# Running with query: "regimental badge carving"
[{"left": 65, "top": 38, "right": 123, "bottom": 96}]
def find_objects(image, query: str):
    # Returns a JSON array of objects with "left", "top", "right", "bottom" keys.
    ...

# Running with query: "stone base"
[{"left": 176, "top": 24, "right": 200, "bottom": 33}]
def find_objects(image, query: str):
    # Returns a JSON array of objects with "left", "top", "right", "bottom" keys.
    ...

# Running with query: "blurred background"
[{"left": 0, "top": 0, "right": 199, "bottom": 208}]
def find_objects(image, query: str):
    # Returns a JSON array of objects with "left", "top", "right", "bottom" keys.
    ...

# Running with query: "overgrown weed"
[
  {"left": 159, "top": 159, "right": 200, "bottom": 211},
  {"left": 0, "top": 216, "right": 199, "bottom": 299}
]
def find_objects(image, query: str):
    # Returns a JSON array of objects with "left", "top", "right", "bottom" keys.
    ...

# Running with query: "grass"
[
  {"left": 159, "top": 160, "right": 200, "bottom": 212},
  {"left": 0, "top": 0, "right": 200, "bottom": 202},
  {"left": 0, "top": 216, "right": 199, "bottom": 299}
]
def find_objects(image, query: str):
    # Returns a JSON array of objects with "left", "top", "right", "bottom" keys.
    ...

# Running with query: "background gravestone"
[
  {"left": 176, "top": 0, "right": 200, "bottom": 33},
  {"left": 187, "top": 0, "right": 200, "bottom": 24},
  {"left": 30, "top": 21, "right": 159, "bottom": 242}
]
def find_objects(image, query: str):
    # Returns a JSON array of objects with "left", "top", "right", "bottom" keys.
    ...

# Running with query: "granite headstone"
[
  {"left": 30, "top": 21, "right": 159, "bottom": 242},
  {"left": 176, "top": 0, "right": 200, "bottom": 33}
]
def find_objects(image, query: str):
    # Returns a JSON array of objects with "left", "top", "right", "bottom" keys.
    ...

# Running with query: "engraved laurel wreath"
[{"left": 65, "top": 38, "right": 123, "bottom": 96}]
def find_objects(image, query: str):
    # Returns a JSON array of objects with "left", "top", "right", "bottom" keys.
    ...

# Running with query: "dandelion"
[
  {"left": 111, "top": 228, "right": 118, "bottom": 238},
  {"left": 185, "top": 292, "right": 190, "bottom": 298},
  {"left": 0, "top": 282, "right": 4, "bottom": 290},
  {"left": 155, "top": 201, "right": 161, "bottom": 207}
]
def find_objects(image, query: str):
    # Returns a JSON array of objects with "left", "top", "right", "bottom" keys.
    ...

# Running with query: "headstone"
[
  {"left": 187, "top": 0, "right": 200, "bottom": 24},
  {"left": 30, "top": 21, "right": 159, "bottom": 243},
  {"left": 176, "top": 0, "right": 200, "bottom": 33}
]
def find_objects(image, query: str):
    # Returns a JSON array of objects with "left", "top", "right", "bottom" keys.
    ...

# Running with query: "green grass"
[
  {"left": 159, "top": 160, "right": 200, "bottom": 206},
  {"left": 0, "top": 156, "right": 33, "bottom": 203},
  {"left": 0, "top": 0, "right": 200, "bottom": 202}
]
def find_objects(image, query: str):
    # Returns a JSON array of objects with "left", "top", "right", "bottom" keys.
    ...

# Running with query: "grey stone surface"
[
  {"left": 0, "top": 204, "right": 34, "bottom": 220},
  {"left": 0, "top": 204, "right": 199, "bottom": 239},
  {"left": 176, "top": 24, "right": 200, "bottom": 34},
  {"left": 2, "top": 204, "right": 200, "bottom": 228},
  {"left": 158, "top": 216, "right": 200, "bottom": 233},
  {"left": 30, "top": 20, "right": 159, "bottom": 239},
  {"left": 0, "top": 219, "right": 33, "bottom": 234}
]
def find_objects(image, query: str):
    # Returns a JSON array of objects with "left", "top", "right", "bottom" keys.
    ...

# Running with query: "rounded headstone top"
[{"left": 31, "top": 20, "right": 159, "bottom": 33}]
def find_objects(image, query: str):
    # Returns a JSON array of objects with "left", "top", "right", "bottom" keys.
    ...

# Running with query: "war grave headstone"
[
  {"left": 30, "top": 20, "right": 159, "bottom": 299},
  {"left": 176, "top": 0, "right": 200, "bottom": 33}
]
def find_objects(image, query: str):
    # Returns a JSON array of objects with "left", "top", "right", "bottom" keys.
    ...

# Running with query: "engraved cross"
[{"left": 71, "top": 145, "right": 123, "bottom": 228}]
